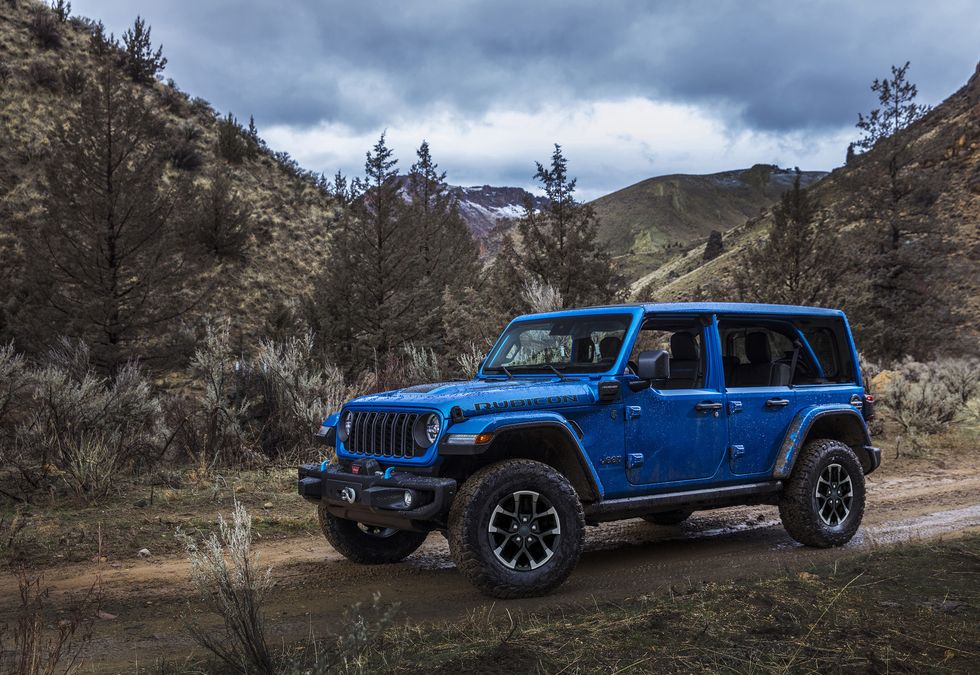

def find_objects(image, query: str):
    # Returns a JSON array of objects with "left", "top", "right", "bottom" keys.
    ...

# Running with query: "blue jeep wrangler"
[{"left": 299, "top": 303, "right": 879, "bottom": 598}]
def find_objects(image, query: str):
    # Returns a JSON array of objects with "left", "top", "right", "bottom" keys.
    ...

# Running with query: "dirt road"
[{"left": 3, "top": 461, "right": 979, "bottom": 672}]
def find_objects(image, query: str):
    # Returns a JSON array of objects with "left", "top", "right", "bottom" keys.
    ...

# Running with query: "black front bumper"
[{"left": 298, "top": 463, "right": 457, "bottom": 531}]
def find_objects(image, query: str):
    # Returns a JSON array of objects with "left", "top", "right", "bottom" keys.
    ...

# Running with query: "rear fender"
[{"left": 774, "top": 405, "right": 875, "bottom": 477}]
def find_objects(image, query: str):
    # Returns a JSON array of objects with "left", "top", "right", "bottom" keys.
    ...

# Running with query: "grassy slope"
[
  {"left": 0, "top": 1, "right": 337, "bottom": 346},
  {"left": 640, "top": 63, "right": 980, "bottom": 345},
  {"left": 592, "top": 165, "right": 825, "bottom": 278}
]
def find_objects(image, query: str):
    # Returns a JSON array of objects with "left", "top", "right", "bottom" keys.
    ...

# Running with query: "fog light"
[{"left": 403, "top": 490, "right": 414, "bottom": 507}]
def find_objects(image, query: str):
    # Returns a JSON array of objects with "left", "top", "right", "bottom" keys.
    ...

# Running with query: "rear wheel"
[
  {"left": 318, "top": 504, "right": 427, "bottom": 564},
  {"left": 448, "top": 459, "right": 584, "bottom": 598},
  {"left": 779, "top": 439, "right": 865, "bottom": 547},
  {"left": 642, "top": 509, "right": 692, "bottom": 526}
]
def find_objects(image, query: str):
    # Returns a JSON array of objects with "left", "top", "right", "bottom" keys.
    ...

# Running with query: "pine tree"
[
  {"left": 18, "top": 63, "right": 201, "bottom": 372},
  {"left": 855, "top": 62, "right": 930, "bottom": 151},
  {"left": 732, "top": 170, "right": 839, "bottom": 306},
  {"left": 191, "top": 168, "right": 253, "bottom": 258},
  {"left": 121, "top": 16, "right": 167, "bottom": 84},
  {"left": 512, "top": 144, "right": 622, "bottom": 308},
  {"left": 402, "top": 141, "right": 479, "bottom": 347}
]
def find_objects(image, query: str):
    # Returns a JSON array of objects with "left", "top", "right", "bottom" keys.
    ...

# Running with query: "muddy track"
[{"left": 3, "top": 463, "right": 979, "bottom": 672}]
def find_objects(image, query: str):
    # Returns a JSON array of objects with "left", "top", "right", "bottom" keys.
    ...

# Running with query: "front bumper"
[{"left": 298, "top": 463, "right": 457, "bottom": 531}]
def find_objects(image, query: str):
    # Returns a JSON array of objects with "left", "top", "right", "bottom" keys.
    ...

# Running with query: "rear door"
[{"left": 720, "top": 319, "right": 797, "bottom": 476}]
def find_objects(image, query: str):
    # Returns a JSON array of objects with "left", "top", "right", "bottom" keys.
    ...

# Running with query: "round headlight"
[
  {"left": 340, "top": 411, "right": 354, "bottom": 441},
  {"left": 424, "top": 414, "right": 441, "bottom": 445}
]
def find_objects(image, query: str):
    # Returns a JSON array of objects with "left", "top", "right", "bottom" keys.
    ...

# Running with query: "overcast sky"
[{"left": 72, "top": 1, "right": 980, "bottom": 199}]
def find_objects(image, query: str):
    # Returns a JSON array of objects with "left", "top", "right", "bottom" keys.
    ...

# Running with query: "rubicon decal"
[{"left": 474, "top": 395, "right": 578, "bottom": 411}]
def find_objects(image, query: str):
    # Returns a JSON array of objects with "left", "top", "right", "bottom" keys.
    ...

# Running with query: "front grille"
[{"left": 346, "top": 411, "right": 421, "bottom": 458}]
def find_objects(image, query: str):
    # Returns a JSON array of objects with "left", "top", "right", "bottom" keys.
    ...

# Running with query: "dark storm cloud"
[{"left": 70, "top": 0, "right": 979, "bottom": 136}]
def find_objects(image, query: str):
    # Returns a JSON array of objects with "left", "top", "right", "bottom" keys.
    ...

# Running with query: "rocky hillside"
[
  {"left": 592, "top": 166, "right": 826, "bottom": 278},
  {"left": 0, "top": 1, "right": 337, "bottom": 348},
  {"left": 641, "top": 62, "right": 980, "bottom": 348}
]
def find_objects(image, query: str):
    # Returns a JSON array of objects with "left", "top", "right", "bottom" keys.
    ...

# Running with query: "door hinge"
[
  {"left": 626, "top": 405, "right": 642, "bottom": 420},
  {"left": 729, "top": 444, "right": 746, "bottom": 459},
  {"left": 627, "top": 453, "right": 644, "bottom": 469},
  {"left": 728, "top": 400, "right": 742, "bottom": 415}
]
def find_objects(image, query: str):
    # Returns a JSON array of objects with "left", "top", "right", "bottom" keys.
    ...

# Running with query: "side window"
[
  {"left": 802, "top": 327, "right": 840, "bottom": 379},
  {"left": 628, "top": 317, "right": 708, "bottom": 390},
  {"left": 719, "top": 322, "right": 795, "bottom": 388}
]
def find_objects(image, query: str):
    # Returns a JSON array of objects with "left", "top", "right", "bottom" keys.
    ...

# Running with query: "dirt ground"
[{"left": 2, "top": 447, "right": 979, "bottom": 672}]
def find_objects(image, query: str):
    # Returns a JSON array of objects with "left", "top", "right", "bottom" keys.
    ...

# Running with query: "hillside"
[
  {"left": 641, "top": 62, "right": 980, "bottom": 348},
  {"left": 592, "top": 165, "right": 826, "bottom": 277},
  {"left": 0, "top": 1, "right": 337, "bottom": 351}
]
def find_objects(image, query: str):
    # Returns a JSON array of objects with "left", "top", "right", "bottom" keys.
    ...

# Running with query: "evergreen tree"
[
  {"left": 511, "top": 144, "right": 622, "bottom": 308},
  {"left": 18, "top": 63, "right": 200, "bottom": 372},
  {"left": 402, "top": 141, "right": 479, "bottom": 347},
  {"left": 733, "top": 170, "right": 839, "bottom": 306},
  {"left": 121, "top": 16, "right": 167, "bottom": 84},
  {"left": 855, "top": 62, "right": 930, "bottom": 151},
  {"left": 191, "top": 168, "right": 253, "bottom": 258}
]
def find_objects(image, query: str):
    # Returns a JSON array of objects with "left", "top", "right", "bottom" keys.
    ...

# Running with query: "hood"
[{"left": 347, "top": 377, "right": 597, "bottom": 417}]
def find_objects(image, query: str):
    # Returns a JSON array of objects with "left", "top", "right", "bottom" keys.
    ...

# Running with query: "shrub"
[
  {"left": 50, "top": 0, "right": 71, "bottom": 22},
  {"left": 28, "top": 7, "right": 62, "bottom": 50},
  {"left": 1, "top": 340, "right": 168, "bottom": 500},
  {"left": 216, "top": 113, "right": 250, "bottom": 164},
  {"left": 27, "top": 59, "right": 59, "bottom": 91},
  {"left": 60, "top": 61, "right": 87, "bottom": 95},
  {"left": 522, "top": 279, "right": 563, "bottom": 312},
  {"left": 456, "top": 341, "right": 487, "bottom": 379},
  {"left": 179, "top": 501, "right": 275, "bottom": 674},
  {"left": 168, "top": 322, "right": 254, "bottom": 469},
  {"left": 402, "top": 343, "right": 442, "bottom": 385},
  {"left": 881, "top": 357, "right": 978, "bottom": 453},
  {"left": 0, "top": 60, "right": 11, "bottom": 90},
  {"left": 247, "top": 333, "right": 367, "bottom": 458}
]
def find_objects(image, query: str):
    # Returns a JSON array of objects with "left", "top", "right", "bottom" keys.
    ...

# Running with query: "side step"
[{"left": 584, "top": 481, "right": 783, "bottom": 523}]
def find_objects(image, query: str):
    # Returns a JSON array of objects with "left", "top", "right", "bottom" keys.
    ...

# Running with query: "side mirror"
[{"left": 636, "top": 349, "right": 670, "bottom": 381}]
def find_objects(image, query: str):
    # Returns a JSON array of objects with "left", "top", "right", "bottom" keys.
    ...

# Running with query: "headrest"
[
  {"left": 670, "top": 332, "right": 699, "bottom": 361},
  {"left": 745, "top": 332, "right": 771, "bottom": 364},
  {"left": 599, "top": 336, "right": 622, "bottom": 360},
  {"left": 574, "top": 338, "right": 595, "bottom": 363}
]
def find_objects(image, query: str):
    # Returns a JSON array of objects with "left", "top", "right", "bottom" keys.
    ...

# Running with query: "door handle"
[
  {"left": 695, "top": 401, "right": 723, "bottom": 412},
  {"left": 765, "top": 398, "right": 790, "bottom": 408}
]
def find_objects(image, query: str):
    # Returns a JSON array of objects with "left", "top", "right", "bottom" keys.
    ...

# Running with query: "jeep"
[{"left": 298, "top": 303, "right": 880, "bottom": 598}]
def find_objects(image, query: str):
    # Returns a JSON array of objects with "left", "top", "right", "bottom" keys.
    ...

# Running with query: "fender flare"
[
  {"left": 773, "top": 405, "right": 874, "bottom": 478},
  {"left": 439, "top": 411, "right": 604, "bottom": 500}
]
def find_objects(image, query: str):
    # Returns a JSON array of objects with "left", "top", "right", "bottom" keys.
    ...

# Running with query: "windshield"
[{"left": 484, "top": 313, "right": 633, "bottom": 374}]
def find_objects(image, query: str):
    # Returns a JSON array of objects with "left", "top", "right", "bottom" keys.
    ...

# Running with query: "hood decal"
[{"left": 474, "top": 394, "right": 579, "bottom": 411}]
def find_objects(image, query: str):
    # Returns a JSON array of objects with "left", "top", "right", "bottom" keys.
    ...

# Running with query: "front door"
[{"left": 623, "top": 315, "right": 728, "bottom": 486}]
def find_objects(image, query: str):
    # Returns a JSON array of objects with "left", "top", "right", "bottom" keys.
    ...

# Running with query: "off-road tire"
[
  {"left": 642, "top": 509, "right": 692, "bottom": 526},
  {"left": 448, "top": 459, "right": 585, "bottom": 598},
  {"left": 318, "top": 504, "right": 427, "bottom": 564},
  {"left": 779, "top": 438, "right": 865, "bottom": 548}
]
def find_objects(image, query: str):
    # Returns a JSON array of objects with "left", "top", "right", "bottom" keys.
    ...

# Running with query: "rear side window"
[{"left": 802, "top": 327, "right": 840, "bottom": 379}]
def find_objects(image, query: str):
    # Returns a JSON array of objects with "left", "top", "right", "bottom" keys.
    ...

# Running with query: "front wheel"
[
  {"left": 318, "top": 504, "right": 427, "bottom": 564},
  {"left": 779, "top": 439, "right": 866, "bottom": 547},
  {"left": 448, "top": 459, "right": 585, "bottom": 598}
]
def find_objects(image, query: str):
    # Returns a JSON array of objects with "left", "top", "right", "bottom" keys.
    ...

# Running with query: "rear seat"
[{"left": 731, "top": 332, "right": 791, "bottom": 387}]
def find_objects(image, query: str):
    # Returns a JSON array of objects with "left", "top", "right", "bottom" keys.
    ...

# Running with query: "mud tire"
[
  {"left": 448, "top": 459, "right": 585, "bottom": 599},
  {"left": 779, "top": 438, "right": 865, "bottom": 548},
  {"left": 318, "top": 504, "right": 427, "bottom": 564},
  {"left": 642, "top": 509, "right": 692, "bottom": 526}
]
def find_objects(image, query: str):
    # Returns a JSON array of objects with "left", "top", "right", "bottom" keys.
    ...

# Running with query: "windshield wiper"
[
  {"left": 500, "top": 365, "right": 514, "bottom": 380},
  {"left": 547, "top": 365, "right": 569, "bottom": 382}
]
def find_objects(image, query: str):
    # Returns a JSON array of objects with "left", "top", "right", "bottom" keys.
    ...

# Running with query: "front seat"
[
  {"left": 667, "top": 332, "right": 700, "bottom": 388},
  {"left": 598, "top": 336, "right": 622, "bottom": 363},
  {"left": 732, "top": 332, "right": 790, "bottom": 386}
]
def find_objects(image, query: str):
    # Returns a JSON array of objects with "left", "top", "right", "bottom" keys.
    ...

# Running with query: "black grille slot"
[{"left": 346, "top": 411, "right": 420, "bottom": 458}]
